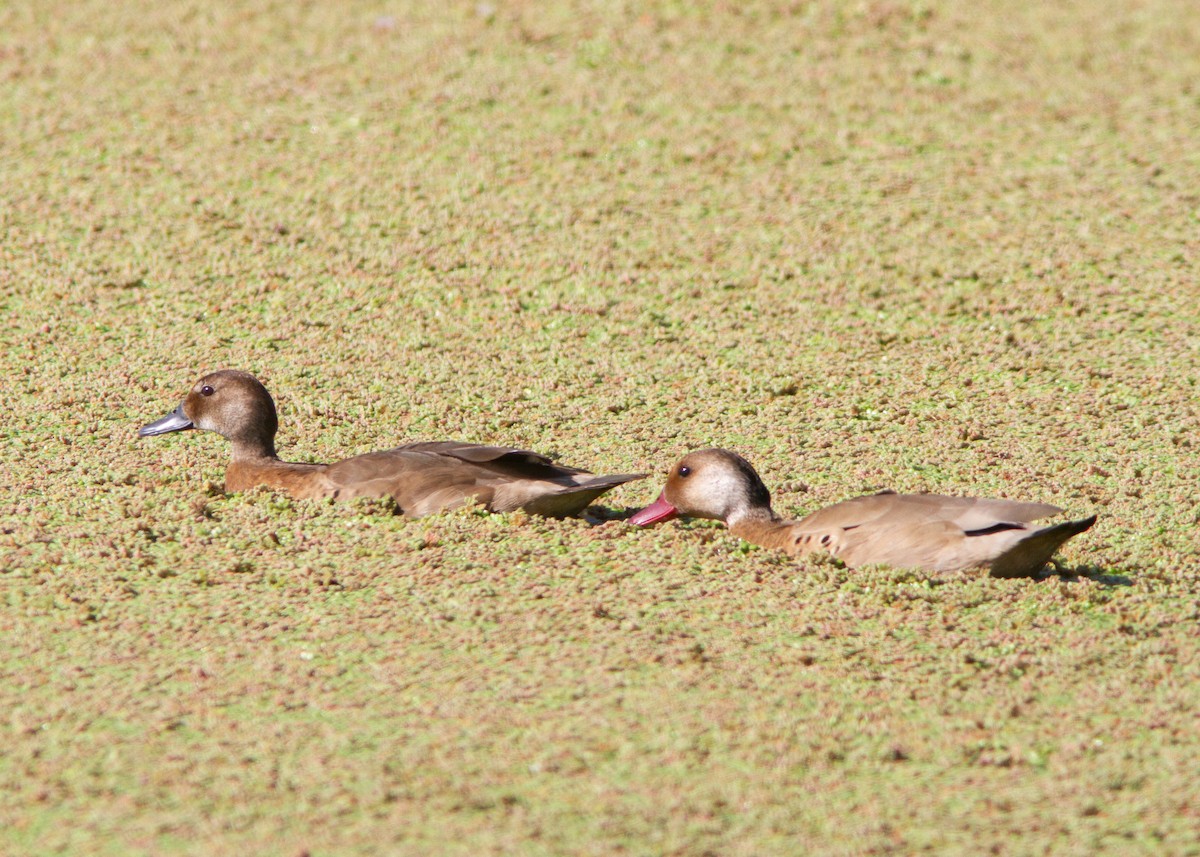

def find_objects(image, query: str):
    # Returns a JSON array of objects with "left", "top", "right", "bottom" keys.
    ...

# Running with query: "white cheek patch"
[{"left": 694, "top": 468, "right": 747, "bottom": 521}]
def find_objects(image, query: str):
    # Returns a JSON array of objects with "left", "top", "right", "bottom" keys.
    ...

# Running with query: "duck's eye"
[
  {"left": 678, "top": 465, "right": 692, "bottom": 478},
  {"left": 200, "top": 385, "right": 215, "bottom": 397}
]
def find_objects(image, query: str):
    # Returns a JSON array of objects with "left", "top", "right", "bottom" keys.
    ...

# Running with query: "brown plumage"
[
  {"left": 138, "top": 370, "right": 644, "bottom": 517},
  {"left": 629, "top": 449, "right": 1095, "bottom": 577}
]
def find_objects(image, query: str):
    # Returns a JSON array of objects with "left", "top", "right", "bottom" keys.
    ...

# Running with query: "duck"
[
  {"left": 629, "top": 449, "right": 1096, "bottom": 577},
  {"left": 138, "top": 369, "right": 645, "bottom": 517}
]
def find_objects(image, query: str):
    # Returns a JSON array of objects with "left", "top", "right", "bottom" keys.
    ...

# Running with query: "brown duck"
[
  {"left": 629, "top": 449, "right": 1096, "bottom": 577},
  {"left": 139, "top": 370, "right": 645, "bottom": 517}
]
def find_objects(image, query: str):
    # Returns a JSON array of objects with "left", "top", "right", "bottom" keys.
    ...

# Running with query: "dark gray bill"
[{"left": 138, "top": 403, "right": 194, "bottom": 437}]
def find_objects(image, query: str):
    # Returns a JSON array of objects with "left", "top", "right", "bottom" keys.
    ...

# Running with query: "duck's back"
[
  {"left": 791, "top": 491, "right": 1064, "bottom": 573},
  {"left": 797, "top": 491, "right": 1060, "bottom": 533},
  {"left": 321, "top": 441, "right": 639, "bottom": 517}
]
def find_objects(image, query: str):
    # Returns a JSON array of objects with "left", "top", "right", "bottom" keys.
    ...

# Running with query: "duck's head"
[
  {"left": 629, "top": 448, "right": 773, "bottom": 526},
  {"left": 139, "top": 369, "right": 278, "bottom": 456}
]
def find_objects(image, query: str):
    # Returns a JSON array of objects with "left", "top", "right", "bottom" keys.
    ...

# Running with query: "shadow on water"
[{"left": 1043, "top": 562, "right": 1133, "bottom": 587}]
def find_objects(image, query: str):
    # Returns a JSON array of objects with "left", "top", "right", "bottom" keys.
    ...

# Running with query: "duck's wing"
[
  {"left": 395, "top": 441, "right": 589, "bottom": 478},
  {"left": 795, "top": 491, "right": 1061, "bottom": 533},
  {"left": 324, "top": 442, "right": 644, "bottom": 517},
  {"left": 790, "top": 492, "right": 1068, "bottom": 573},
  {"left": 318, "top": 448, "right": 488, "bottom": 514}
]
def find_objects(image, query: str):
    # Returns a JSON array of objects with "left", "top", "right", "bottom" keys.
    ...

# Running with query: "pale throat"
[{"left": 726, "top": 502, "right": 778, "bottom": 527}]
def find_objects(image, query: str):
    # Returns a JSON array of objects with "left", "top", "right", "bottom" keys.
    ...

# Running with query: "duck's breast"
[{"left": 225, "top": 459, "right": 332, "bottom": 498}]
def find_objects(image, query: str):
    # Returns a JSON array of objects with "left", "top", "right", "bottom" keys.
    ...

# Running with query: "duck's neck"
[
  {"left": 727, "top": 508, "right": 801, "bottom": 554},
  {"left": 224, "top": 441, "right": 327, "bottom": 495},
  {"left": 226, "top": 437, "right": 283, "bottom": 493},
  {"left": 229, "top": 437, "right": 279, "bottom": 463}
]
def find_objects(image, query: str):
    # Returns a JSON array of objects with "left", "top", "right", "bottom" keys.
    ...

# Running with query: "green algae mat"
[{"left": 2, "top": 1, "right": 1198, "bottom": 854}]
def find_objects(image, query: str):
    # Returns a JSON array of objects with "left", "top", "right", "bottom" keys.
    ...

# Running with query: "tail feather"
[
  {"left": 522, "top": 473, "right": 647, "bottom": 518},
  {"left": 989, "top": 515, "right": 1097, "bottom": 578}
]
